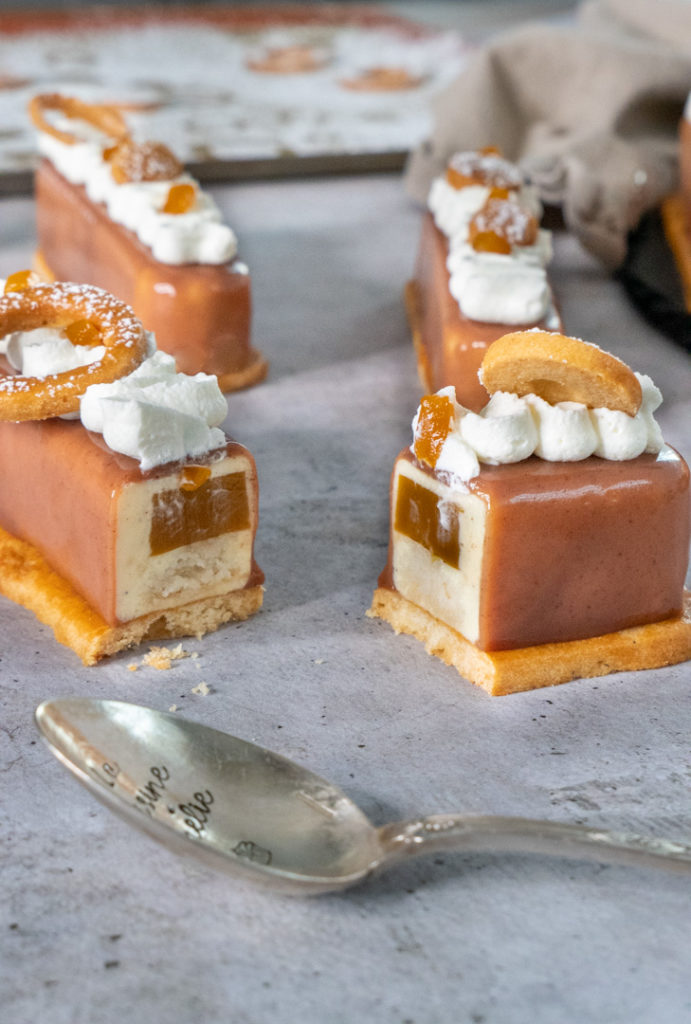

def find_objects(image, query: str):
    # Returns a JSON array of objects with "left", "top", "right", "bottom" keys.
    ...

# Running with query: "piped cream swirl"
[
  {"left": 413, "top": 377, "right": 665, "bottom": 490},
  {"left": 37, "top": 122, "right": 237, "bottom": 266}
]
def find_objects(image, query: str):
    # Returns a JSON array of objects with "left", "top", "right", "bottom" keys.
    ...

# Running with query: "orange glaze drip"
[
  {"left": 4, "top": 270, "right": 35, "bottom": 293},
  {"left": 445, "top": 166, "right": 477, "bottom": 190},
  {"left": 488, "top": 186, "right": 510, "bottom": 200},
  {"left": 179, "top": 465, "right": 212, "bottom": 491},
  {"left": 102, "top": 142, "right": 121, "bottom": 162},
  {"left": 162, "top": 183, "right": 196, "bottom": 215},
  {"left": 470, "top": 229, "right": 512, "bottom": 254},
  {"left": 413, "top": 393, "right": 455, "bottom": 468},
  {"left": 64, "top": 319, "right": 102, "bottom": 347}
]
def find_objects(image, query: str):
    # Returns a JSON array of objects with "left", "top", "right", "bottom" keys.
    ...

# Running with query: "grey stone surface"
[{"left": 1, "top": 170, "right": 691, "bottom": 1024}]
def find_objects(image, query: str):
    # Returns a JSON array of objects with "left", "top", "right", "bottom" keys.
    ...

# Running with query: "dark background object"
[{"left": 617, "top": 209, "right": 691, "bottom": 354}]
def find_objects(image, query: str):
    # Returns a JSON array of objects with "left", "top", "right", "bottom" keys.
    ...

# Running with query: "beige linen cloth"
[{"left": 405, "top": 0, "right": 691, "bottom": 268}]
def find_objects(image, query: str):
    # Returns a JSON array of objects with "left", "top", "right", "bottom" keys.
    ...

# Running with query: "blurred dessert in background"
[
  {"left": 406, "top": 149, "right": 560, "bottom": 410},
  {"left": 29, "top": 93, "right": 267, "bottom": 392}
]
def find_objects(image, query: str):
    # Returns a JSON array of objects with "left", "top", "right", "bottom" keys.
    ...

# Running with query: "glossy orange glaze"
[
  {"left": 0, "top": 419, "right": 262, "bottom": 625},
  {"left": 35, "top": 160, "right": 253, "bottom": 378},
  {"left": 411, "top": 213, "right": 559, "bottom": 411},
  {"left": 380, "top": 447, "right": 690, "bottom": 651}
]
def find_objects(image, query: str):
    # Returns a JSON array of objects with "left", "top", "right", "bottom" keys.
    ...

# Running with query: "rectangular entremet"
[
  {"left": 407, "top": 213, "right": 558, "bottom": 410},
  {"left": 368, "top": 587, "right": 691, "bottom": 697},
  {"left": 389, "top": 447, "right": 689, "bottom": 651},
  {"left": 373, "top": 443, "right": 691, "bottom": 693},
  {"left": 0, "top": 418, "right": 263, "bottom": 660},
  {"left": 34, "top": 160, "right": 267, "bottom": 390}
]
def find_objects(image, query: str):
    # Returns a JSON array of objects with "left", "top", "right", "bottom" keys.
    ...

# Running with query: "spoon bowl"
[
  {"left": 36, "top": 697, "right": 383, "bottom": 893},
  {"left": 36, "top": 698, "right": 691, "bottom": 894}
]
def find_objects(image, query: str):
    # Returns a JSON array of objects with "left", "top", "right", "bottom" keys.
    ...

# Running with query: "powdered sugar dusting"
[{"left": 447, "top": 152, "right": 523, "bottom": 189}]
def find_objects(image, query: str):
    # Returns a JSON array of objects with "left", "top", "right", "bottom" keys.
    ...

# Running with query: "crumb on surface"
[
  {"left": 168, "top": 704, "right": 178, "bottom": 713},
  {"left": 191, "top": 681, "right": 210, "bottom": 696},
  {"left": 127, "top": 663, "right": 138, "bottom": 672},
  {"left": 140, "top": 643, "right": 191, "bottom": 670},
  {"left": 314, "top": 658, "right": 325, "bottom": 665}
]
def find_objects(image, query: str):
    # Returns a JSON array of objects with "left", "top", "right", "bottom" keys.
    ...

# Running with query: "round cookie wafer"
[{"left": 480, "top": 330, "right": 642, "bottom": 415}]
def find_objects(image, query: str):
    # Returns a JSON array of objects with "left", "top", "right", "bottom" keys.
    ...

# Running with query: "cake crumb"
[
  {"left": 191, "top": 681, "right": 210, "bottom": 696},
  {"left": 168, "top": 704, "right": 178, "bottom": 713},
  {"left": 127, "top": 662, "right": 138, "bottom": 672},
  {"left": 314, "top": 658, "right": 325, "bottom": 665},
  {"left": 141, "top": 644, "right": 190, "bottom": 670}
]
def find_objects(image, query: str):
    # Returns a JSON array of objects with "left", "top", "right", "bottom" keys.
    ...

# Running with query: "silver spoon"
[{"left": 35, "top": 697, "right": 691, "bottom": 894}]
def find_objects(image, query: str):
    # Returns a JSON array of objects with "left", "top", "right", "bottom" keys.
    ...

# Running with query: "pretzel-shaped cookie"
[
  {"left": 28, "top": 93, "right": 128, "bottom": 146},
  {"left": 0, "top": 282, "right": 148, "bottom": 421}
]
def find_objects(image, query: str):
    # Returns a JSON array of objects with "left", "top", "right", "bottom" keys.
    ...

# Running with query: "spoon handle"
[{"left": 377, "top": 815, "right": 691, "bottom": 875}]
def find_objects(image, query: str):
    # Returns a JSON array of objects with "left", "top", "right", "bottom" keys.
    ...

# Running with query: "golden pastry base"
[
  {"left": 368, "top": 587, "right": 691, "bottom": 697},
  {"left": 660, "top": 194, "right": 691, "bottom": 312},
  {"left": 216, "top": 351, "right": 268, "bottom": 394},
  {"left": 0, "top": 523, "right": 263, "bottom": 665},
  {"left": 32, "top": 248, "right": 269, "bottom": 394}
]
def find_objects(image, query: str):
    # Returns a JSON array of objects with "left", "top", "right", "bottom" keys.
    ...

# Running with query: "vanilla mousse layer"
[
  {"left": 0, "top": 418, "right": 261, "bottom": 626},
  {"left": 407, "top": 214, "right": 560, "bottom": 411},
  {"left": 380, "top": 446, "right": 689, "bottom": 652},
  {"left": 34, "top": 160, "right": 265, "bottom": 390}
]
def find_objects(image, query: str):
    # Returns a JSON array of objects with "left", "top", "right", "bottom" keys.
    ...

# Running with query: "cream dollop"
[
  {"left": 527, "top": 395, "right": 599, "bottom": 462},
  {"left": 80, "top": 350, "right": 228, "bottom": 471},
  {"left": 412, "top": 376, "right": 665, "bottom": 486},
  {"left": 427, "top": 151, "right": 552, "bottom": 325},
  {"left": 5, "top": 326, "right": 106, "bottom": 377},
  {"left": 460, "top": 391, "right": 538, "bottom": 464},
  {"left": 38, "top": 126, "right": 238, "bottom": 266},
  {"left": 447, "top": 250, "right": 551, "bottom": 325}
]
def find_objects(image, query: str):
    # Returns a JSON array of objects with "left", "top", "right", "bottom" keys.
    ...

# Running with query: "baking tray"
[{"left": 0, "top": 2, "right": 468, "bottom": 193}]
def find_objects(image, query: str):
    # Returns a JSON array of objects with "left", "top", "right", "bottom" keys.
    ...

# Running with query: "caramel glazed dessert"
[
  {"left": 0, "top": 274, "right": 263, "bottom": 665},
  {"left": 407, "top": 148, "right": 561, "bottom": 411},
  {"left": 29, "top": 94, "right": 267, "bottom": 392},
  {"left": 369, "top": 329, "right": 691, "bottom": 696}
]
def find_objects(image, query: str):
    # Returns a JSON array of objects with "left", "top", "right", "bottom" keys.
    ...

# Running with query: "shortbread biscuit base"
[
  {"left": 0, "top": 524, "right": 263, "bottom": 665},
  {"left": 33, "top": 249, "right": 269, "bottom": 394},
  {"left": 661, "top": 194, "right": 691, "bottom": 312},
  {"left": 216, "top": 350, "right": 268, "bottom": 394},
  {"left": 368, "top": 587, "right": 691, "bottom": 697},
  {"left": 404, "top": 279, "right": 434, "bottom": 393}
]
